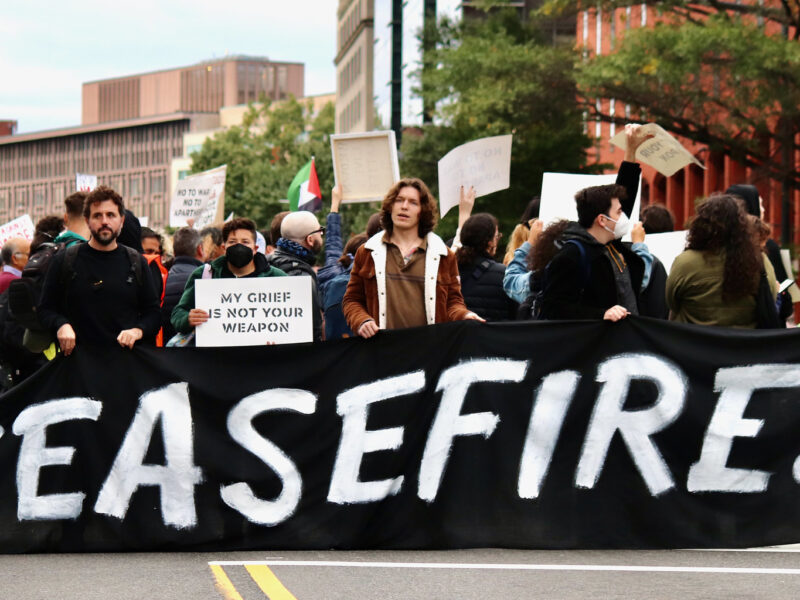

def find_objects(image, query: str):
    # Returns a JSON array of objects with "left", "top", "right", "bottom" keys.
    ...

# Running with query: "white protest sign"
[
  {"left": 331, "top": 131, "right": 399, "bottom": 203},
  {"left": 194, "top": 276, "right": 313, "bottom": 347},
  {"left": 170, "top": 165, "right": 226, "bottom": 228},
  {"left": 0, "top": 214, "right": 35, "bottom": 247},
  {"left": 779, "top": 249, "right": 800, "bottom": 303},
  {"left": 75, "top": 173, "right": 97, "bottom": 192},
  {"left": 610, "top": 123, "right": 705, "bottom": 177},
  {"left": 437, "top": 134, "right": 512, "bottom": 217},
  {"left": 643, "top": 230, "right": 687, "bottom": 274},
  {"left": 539, "top": 173, "right": 642, "bottom": 239}
]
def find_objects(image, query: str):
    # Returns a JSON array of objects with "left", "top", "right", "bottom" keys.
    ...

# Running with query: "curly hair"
[
  {"left": 456, "top": 213, "right": 497, "bottom": 266},
  {"left": 380, "top": 178, "right": 438, "bottom": 237},
  {"left": 527, "top": 220, "right": 571, "bottom": 272},
  {"left": 687, "top": 193, "right": 760, "bottom": 300},
  {"left": 83, "top": 185, "right": 124, "bottom": 218}
]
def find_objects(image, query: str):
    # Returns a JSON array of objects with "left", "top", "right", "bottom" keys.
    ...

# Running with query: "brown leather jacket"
[{"left": 342, "top": 231, "right": 471, "bottom": 333}]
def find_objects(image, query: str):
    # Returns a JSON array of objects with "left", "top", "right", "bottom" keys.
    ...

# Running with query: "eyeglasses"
[{"left": 307, "top": 227, "right": 325, "bottom": 237}]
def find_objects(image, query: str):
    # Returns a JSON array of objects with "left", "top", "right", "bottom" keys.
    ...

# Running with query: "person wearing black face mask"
[{"left": 170, "top": 217, "right": 286, "bottom": 337}]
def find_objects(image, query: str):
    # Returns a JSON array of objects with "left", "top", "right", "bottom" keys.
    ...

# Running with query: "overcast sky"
[{"left": 1, "top": 0, "right": 337, "bottom": 134}]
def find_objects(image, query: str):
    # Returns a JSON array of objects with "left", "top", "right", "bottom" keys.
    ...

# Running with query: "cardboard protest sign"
[
  {"left": 75, "top": 173, "right": 97, "bottom": 192},
  {"left": 0, "top": 215, "right": 35, "bottom": 247},
  {"left": 437, "top": 135, "right": 512, "bottom": 217},
  {"left": 170, "top": 165, "right": 227, "bottom": 228},
  {"left": 330, "top": 131, "right": 399, "bottom": 203},
  {"left": 644, "top": 230, "right": 687, "bottom": 274},
  {"left": 610, "top": 123, "right": 705, "bottom": 177},
  {"left": 194, "top": 277, "right": 313, "bottom": 347},
  {"left": 539, "top": 172, "right": 642, "bottom": 235}
]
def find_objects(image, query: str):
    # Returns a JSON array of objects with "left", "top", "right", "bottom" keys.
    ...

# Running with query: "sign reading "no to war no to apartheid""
[{"left": 2, "top": 318, "right": 800, "bottom": 554}]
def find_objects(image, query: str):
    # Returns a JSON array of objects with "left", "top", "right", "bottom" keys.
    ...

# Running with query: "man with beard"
[
  {"left": 268, "top": 211, "right": 324, "bottom": 341},
  {"left": 38, "top": 185, "right": 160, "bottom": 356}
]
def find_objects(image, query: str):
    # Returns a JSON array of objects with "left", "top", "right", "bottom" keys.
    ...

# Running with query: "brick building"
[{"left": 579, "top": 6, "right": 800, "bottom": 241}]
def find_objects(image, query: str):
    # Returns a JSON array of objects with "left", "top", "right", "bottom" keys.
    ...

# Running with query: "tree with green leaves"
[
  {"left": 191, "top": 96, "right": 380, "bottom": 238},
  {"left": 402, "top": 8, "right": 595, "bottom": 239},
  {"left": 539, "top": 0, "right": 800, "bottom": 239}
]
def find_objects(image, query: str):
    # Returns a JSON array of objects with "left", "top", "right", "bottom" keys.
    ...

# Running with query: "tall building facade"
[
  {"left": 335, "top": 0, "right": 462, "bottom": 135},
  {"left": 0, "top": 57, "right": 304, "bottom": 228},
  {"left": 580, "top": 7, "right": 800, "bottom": 242}
]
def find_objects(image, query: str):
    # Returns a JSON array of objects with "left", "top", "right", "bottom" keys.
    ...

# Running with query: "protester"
[
  {"left": 641, "top": 204, "right": 675, "bottom": 234},
  {"left": 505, "top": 124, "right": 653, "bottom": 307},
  {"left": 199, "top": 226, "right": 224, "bottom": 262},
  {"left": 0, "top": 238, "right": 31, "bottom": 293},
  {"left": 323, "top": 233, "right": 368, "bottom": 339},
  {"left": 268, "top": 211, "right": 324, "bottom": 341},
  {"left": 268, "top": 211, "right": 290, "bottom": 256},
  {"left": 343, "top": 177, "right": 482, "bottom": 338},
  {"left": 161, "top": 227, "right": 204, "bottom": 343},
  {"left": 365, "top": 212, "right": 383, "bottom": 238},
  {"left": 666, "top": 194, "right": 770, "bottom": 328},
  {"left": 0, "top": 216, "right": 64, "bottom": 386},
  {"left": 726, "top": 183, "right": 793, "bottom": 321},
  {"left": 456, "top": 211, "right": 517, "bottom": 321},
  {"left": 38, "top": 185, "right": 160, "bottom": 356},
  {"left": 317, "top": 185, "right": 348, "bottom": 292},
  {"left": 171, "top": 218, "right": 286, "bottom": 338},
  {"left": 503, "top": 197, "right": 540, "bottom": 266},
  {"left": 55, "top": 191, "right": 90, "bottom": 247}
]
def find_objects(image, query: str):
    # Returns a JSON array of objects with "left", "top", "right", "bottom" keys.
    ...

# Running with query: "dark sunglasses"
[{"left": 307, "top": 227, "right": 326, "bottom": 236}]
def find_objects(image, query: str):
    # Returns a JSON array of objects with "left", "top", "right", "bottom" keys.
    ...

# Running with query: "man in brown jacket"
[{"left": 342, "top": 177, "right": 483, "bottom": 338}]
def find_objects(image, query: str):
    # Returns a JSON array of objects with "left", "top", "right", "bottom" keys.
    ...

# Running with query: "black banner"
[{"left": 2, "top": 317, "right": 800, "bottom": 553}]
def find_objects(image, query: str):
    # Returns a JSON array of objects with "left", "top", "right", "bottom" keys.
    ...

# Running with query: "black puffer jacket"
[
  {"left": 458, "top": 255, "right": 517, "bottom": 321},
  {"left": 268, "top": 248, "right": 322, "bottom": 341}
]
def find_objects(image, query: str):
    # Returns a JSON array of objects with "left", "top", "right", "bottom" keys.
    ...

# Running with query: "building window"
[{"left": 178, "top": 170, "right": 189, "bottom": 180}]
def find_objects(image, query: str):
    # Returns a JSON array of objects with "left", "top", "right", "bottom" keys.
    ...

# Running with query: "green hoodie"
[
  {"left": 170, "top": 253, "right": 286, "bottom": 334},
  {"left": 54, "top": 230, "right": 87, "bottom": 247}
]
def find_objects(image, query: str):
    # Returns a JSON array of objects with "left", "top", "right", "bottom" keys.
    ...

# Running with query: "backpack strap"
[
  {"left": 58, "top": 243, "right": 82, "bottom": 287},
  {"left": 122, "top": 245, "right": 143, "bottom": 286}
]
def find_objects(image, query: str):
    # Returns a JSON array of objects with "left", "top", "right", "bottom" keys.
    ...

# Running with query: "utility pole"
[{"left": 391, "top": 0, "right": 403, "bottom": 147}]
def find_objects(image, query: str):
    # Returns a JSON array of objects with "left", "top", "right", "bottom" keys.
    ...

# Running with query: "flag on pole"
[{"left": 287, "top": 158, "right": 322, "bottom": 212}]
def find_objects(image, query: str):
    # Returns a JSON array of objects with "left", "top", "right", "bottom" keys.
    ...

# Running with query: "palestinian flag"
[{"left": 288, "top": 158, "right": 322, "bottom": 212}]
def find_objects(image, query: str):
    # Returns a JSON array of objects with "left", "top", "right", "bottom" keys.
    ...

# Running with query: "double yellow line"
[{"left": 210, "top": 563, "right": 298, "bottom": 600}]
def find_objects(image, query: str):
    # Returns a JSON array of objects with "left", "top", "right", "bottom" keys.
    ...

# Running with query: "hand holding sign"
[{"left": 611, "top": 123, "right": 704, "bottom": 177}]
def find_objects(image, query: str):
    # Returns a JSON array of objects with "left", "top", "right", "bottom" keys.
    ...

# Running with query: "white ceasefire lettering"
[
  {"left": 687, "top": 365, "right": 800, "bottom": 493},
  {"left": 328, "top": 372, "right": 425, "bottom": 504},
  {"left": 221, "top": 388, "right": 316, "bottom": 525},
  {"left": 418, "top": 359, "right": 528, "bottom": 503},
  {"left": 94, "top": 383, "right": 202, "bottom": 529},
  {"left": 518, "top": 370, "right": 581, "bottom": 499},
  {"left": 575, "top": 353, "right": 686, "bottom": 496},
  {"left": 13, "top": 398, "right": 102, "bottom": 520}
]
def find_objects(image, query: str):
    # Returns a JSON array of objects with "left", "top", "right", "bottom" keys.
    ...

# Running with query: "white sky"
[{"left": 0, "top": 0, "right": 337, "bottom": 134}]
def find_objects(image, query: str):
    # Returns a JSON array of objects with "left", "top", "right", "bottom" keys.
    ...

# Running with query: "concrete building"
[{"left": 0, "top": 56, "right": 304, "bottom": 228}]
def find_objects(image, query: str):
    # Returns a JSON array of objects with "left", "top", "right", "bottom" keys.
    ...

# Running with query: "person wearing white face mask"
[{"left": 536, "top": 179, "right": 651, "bottom": 322}]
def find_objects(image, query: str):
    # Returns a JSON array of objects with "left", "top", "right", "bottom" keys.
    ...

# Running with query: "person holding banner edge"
[
  {"left": 343, "top": 177, "right": 483, "bottom": 338},
  {"left": 170, "top": 218, "right": 286, "bottom": 338}
]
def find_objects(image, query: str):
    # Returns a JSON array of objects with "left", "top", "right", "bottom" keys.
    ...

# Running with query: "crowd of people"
[{"left": 0, "top": 123, "right": 792, "bottom": 391}]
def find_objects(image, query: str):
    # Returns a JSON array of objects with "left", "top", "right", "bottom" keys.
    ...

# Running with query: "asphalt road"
[{"left": 2, "top": 547, "right": 800, "bottom": 599}]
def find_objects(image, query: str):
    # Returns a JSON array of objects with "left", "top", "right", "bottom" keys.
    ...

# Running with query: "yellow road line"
[
  {"left": 209, "top": 564, "right": 245, "bottom": 600},
  {"left": 245, "top": 564, "right": 298, "bottom": 600}
]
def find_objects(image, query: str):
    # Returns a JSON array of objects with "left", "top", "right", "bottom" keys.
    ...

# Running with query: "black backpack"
[
  {"left": 8, "top": 242, "right": 143, "bottom": 347},
  {"left": 518, "top": 239, "right": 591, "bottom": 321}
]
